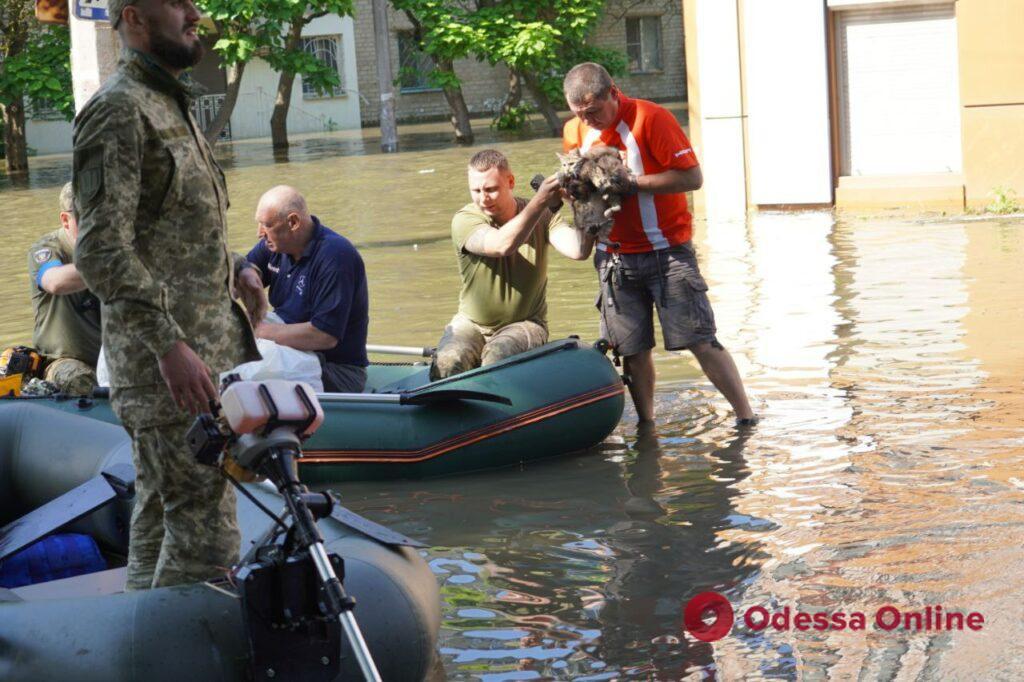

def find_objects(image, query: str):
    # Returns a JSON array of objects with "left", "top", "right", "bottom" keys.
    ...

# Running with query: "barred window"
[
  {"left": 28, "top": 100, "right": 65, "bottom": 121},
  {"left": 626, "top": 16, "right": 663, "bottom": 73},
  {"left": 397, "top": 31, "right": 437, "bottom": 93},
  {"left": 302, "top": 35, "right": 345, "bottom": 99}
]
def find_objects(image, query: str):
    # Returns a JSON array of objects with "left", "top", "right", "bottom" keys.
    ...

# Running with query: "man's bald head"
[
  {"left": 257, "top": 185, "right": 310, "bottom": 223},
  {"left": 255, "top": 185, "right": 315, "bottom": 259}
]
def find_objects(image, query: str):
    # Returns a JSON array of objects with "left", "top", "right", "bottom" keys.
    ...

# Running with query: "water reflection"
[
  {"left": 594, "top": 424, "right": 765, "bottom": 679},
  {"left": 337, "top": 420, "right": 769, "bottom": 679},
  {"left": 1, "top": 125, "right": 1022, "bottom": 678}
]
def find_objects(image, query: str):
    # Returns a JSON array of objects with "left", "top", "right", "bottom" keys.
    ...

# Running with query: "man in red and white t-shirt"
[{"left": 562, "top": 62, "right": 756, "bottom": 426}]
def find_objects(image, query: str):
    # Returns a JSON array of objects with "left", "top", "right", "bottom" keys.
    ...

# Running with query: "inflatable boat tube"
[{"left": 0, "top": 403, "right": 440, "bottom": 681}]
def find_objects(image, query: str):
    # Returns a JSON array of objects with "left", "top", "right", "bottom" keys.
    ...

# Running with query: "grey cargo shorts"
[{"left": 594, "top": 241, "right": 718, "bottom": 356}]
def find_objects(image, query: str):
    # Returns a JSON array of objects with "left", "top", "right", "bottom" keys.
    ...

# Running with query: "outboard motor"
[{"left": 187, "top": 375, "right": 381, "bottom": 682}]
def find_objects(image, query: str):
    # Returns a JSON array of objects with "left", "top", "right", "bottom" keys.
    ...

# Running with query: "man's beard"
[{"left": 148, "top": 25, "right": 203, "bottom": 70}]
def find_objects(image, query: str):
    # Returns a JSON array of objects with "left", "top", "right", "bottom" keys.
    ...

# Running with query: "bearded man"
[{"left": 72, "top": 0, "right": 266, "bottom": 590}]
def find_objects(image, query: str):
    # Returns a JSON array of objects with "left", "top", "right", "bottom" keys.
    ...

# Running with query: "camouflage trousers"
[
  {"left": 123, "top": 418, "right": 240, "bottom": 590},
  {"left": 43, "top": 357, "right": 97, "bottom": 396},
  {"left": 430, "top": 314, "right": 548, "bottom": 380}
]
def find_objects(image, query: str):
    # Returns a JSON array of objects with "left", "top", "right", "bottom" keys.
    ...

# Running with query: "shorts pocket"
[
  {"left": 683, "top": 272, "right": 709, "bottom": 293},
  {"left": 682, "top": 275, "right": 715, "bottom": 330}
]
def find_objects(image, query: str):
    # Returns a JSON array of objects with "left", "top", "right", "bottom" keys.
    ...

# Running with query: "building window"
[
  {"left": 301, "top": 35, "right": 345, "bottom": 99},
  {"left": 397, "top": 31, "right": 437, "bottom": 93},
  {"left": 626, "top": 16, "right": 663, "bottom": 73},
  {"left": 27, "top": 100, "right": 65, "bottom": 121}
]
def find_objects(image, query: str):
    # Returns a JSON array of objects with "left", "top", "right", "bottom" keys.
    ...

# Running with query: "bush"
[
  {"left": 986, "top": 186, "right": 1023, "bottom": 214},
  {"left": 492, "top": 102, "right": 534, "bottom": 131}
]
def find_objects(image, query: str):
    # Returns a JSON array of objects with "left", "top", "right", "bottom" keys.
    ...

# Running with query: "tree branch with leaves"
[
  {"left": 1, "top": 0, "right": 72, "bottom": 172},
  {"left": 197, "top": 0, "right": 354, "bottom": 147}
]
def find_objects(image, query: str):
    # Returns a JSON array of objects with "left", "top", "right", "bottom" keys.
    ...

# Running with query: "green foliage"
[
  {"left": 197, "top": 0, "right": 354, "bottom": 93},
  {"left": 491, "top": 101, "right": 533, "bottom": 130},
  {"left": 0, "top": 5, "right": 73, "bottom": 121},
  {"left": 426, "top": 67, "right": 462, "bottom": 91},
  {"left": 985, "top": 186, "right": 1023, "bottom": 215},
  {"left": 393, "top": 0, "right": 625, "bottom": 109}
]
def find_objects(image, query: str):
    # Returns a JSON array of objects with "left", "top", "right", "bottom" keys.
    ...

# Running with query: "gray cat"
[{"left": 556, "top": 146, "right": 635, "bottom": 241}]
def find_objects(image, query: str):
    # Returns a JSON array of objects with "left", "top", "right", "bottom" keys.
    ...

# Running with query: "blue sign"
[{"left": 75, "top": 0, "right": 110, "bottom": 21}]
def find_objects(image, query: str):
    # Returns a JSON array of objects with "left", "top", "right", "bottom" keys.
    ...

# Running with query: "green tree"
[
  {"left": 392, "top": 0, "right": 623, "bottom": 140},
  {"left": 0, "top": 0, "right": 73, "bottom": 172},
  {"left": 391, "top": 0, "right": 479, "bottom": 144},
  {"left": 197, "top": 0, "right": 354, "bottom": 148},
  {"left": 473, "top": 0, "right": 624, "bottom": 135}
]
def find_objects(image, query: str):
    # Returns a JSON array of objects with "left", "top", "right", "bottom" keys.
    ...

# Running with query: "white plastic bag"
[
  {"left": 96, "top": 346, "right": 110, "bottom": 387},
  {"left": 221, "top": 311, "right": 324, "bottom": 392},
  {"left": 97, "top": 313, "right": 325, "bottom": 393},
  {"left": 223, "top": 338, "right": 324, "bottom": 393}
]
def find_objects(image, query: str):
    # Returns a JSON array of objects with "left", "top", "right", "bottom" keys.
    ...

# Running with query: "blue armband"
[{"left": 35, "top": 259, "right": 63, "bottom": 289}]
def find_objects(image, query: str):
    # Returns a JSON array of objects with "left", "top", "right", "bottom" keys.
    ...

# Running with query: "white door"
[{"left": 836, "top": 4, "right": 962, "bottom": 176}]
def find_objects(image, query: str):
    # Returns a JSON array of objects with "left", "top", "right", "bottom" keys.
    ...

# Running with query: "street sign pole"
[{"left": 69, "top": 0, "right": 119, "bottom": 112}]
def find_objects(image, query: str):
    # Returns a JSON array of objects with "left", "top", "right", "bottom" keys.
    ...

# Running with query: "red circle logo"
[{"left": 683, "top": 591, "right": 735, "bottom": 642}]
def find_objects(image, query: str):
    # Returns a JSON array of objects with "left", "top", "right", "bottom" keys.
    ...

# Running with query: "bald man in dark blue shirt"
[{"left": 246, "top": 186, "right": 369, "bottom": 392}]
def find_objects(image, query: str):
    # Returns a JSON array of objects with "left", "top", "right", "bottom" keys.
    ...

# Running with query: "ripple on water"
[{"left": 5, "top": 135, "right": 1023, "bottom": 679}]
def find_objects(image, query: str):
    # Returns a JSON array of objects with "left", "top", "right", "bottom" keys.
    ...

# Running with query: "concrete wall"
[
  {"left": 684, "top": 0, "right": 1024, "bottom": 212},
  {"left": 957, "top": 0, "right": 1024, "bottom": 209},
  {"left": 25, "top": 119, "right": 74, "bottom": 156},
  {"left": 744, "top": 0, "right": 832, "bottom": 206},
  {"left": 353, "top": 0, "right": 688, "bottom": 126},
  {"left": 683, "top": 0, "right": 747, "bottom": 220}
]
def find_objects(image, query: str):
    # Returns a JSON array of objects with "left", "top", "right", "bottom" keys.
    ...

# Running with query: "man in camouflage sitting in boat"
[
  {"left": 431, "top": 149, "right": 594, "bottom": 379},
  {"left": 26, "top": 182, "right": 102, "bottom": 395}
]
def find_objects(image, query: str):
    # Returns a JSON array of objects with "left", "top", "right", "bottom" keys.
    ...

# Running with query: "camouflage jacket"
[{"left": 73, "top": 49, "right": 259, "bottom": 424}]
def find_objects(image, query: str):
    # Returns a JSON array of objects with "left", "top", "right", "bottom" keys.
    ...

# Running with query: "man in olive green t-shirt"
[
  {"left": 26, "top": 182, "right": 102, "bottom": 394},
  {"left": 431, "top": 149, "right": 595, "bottom": 379}
]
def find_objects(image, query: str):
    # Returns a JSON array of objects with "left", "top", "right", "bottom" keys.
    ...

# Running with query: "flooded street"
[{"left": 1, "top": 125, "right": 1022, "bottom": 679}]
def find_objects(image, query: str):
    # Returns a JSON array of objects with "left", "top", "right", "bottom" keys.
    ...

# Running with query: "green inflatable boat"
[
  {"left": 14, "top": 338, "right": 625, "bottom": 483},
  {"left": 0, "top": 403, "right": 441, "bottom": 681}
]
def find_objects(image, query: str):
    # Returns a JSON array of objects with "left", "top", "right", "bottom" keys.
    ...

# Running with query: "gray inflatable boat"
[{"left": 0, "top": 403, "right": 440, "bottom": 681}]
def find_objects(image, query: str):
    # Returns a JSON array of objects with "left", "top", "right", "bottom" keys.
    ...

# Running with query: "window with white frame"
[
  {"left": 302, "top": 35, "right": 345, "bottom": 99},
  {"left": 626, "top": 16, "right": 663, "bottom": 73},
  {"left": 397, "top": 31, "right": 437, "bottom": 92}
]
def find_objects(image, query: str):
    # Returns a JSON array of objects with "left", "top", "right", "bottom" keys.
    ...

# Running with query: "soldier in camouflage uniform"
[
  {"left": 27, "top": 182, "right": 102, "bottom": 395},
  {"left": 72, "top": 0, "right": 266, "bottom": 590}
]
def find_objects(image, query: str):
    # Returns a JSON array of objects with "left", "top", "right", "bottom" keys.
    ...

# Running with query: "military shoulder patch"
[
  {"left": 33, "top": 248, "right": 53, "bottom": 264},
  {"left": 74, "top": 145, "right": 105, "bottom": 205}
]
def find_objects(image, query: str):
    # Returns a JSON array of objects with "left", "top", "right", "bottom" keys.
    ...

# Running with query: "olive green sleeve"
[
  {"left": 73, "top": 98, "right": 186, "bottom": 359},
  {"left": 451, "top": 206, "right": 489, "bottom": 253},
  {"left": 545, "top": 207, "right": 572, "bottom": 236}
]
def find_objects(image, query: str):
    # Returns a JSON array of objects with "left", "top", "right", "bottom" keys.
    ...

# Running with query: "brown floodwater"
[{"left": 1, "top": 121, "right": 1022, "bottom": 680}]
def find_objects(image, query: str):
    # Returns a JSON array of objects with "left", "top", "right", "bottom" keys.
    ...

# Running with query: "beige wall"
[
  {"left": 957, "top": 0, "right": 1024, "bottom": 209},
  {"left": 353, "top": 0, "right": 687, "bottom": 126},
  {"left": 685, "top": 0, "right": 1024, "bottom": 212},
  {"left": 682, "top": 0, "right": 704, "bottom": 212}
]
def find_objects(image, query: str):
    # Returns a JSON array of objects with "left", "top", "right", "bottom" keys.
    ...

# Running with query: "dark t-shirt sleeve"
[{"left": 246, "top": 240, "right": 272, "bottom": 287}]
